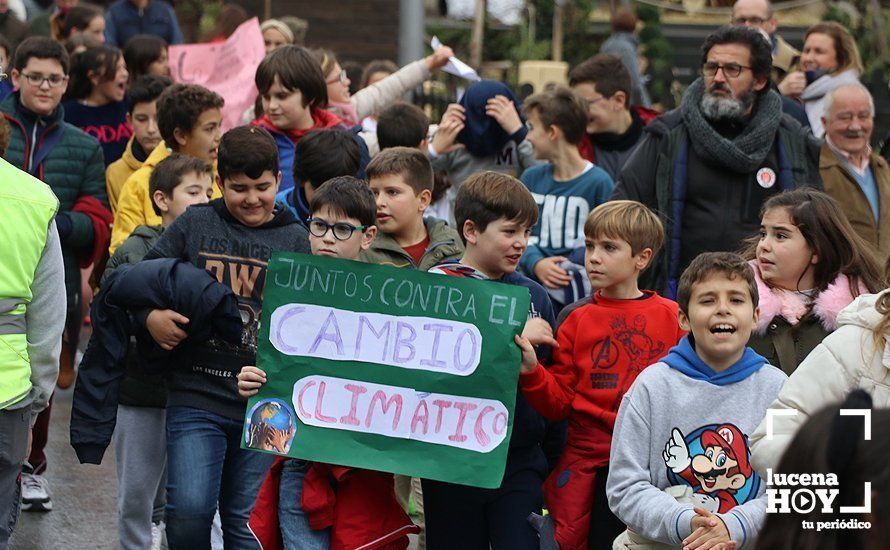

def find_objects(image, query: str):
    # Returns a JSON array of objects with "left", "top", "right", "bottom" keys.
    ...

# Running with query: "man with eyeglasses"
[
  {"left": 820, "top": 84, "right": 890, "bottom": 258},
  {"left": 0, "top": 36, "right": 106, "bottom": 514},
  {"left": 731, "top": 0, "right": 799, "bottom": 85},
  {"left": 611, "top": 25, "right": 821, "bottom": 297}
]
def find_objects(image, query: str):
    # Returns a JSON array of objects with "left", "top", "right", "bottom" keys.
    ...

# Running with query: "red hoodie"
[
  {"left": 248, "top": 458, "right": 418, "bottom": 550},
  {"left": 518, "top": 291, "right": 683, "bottom": 549},
  {"left": 251, "top": 108, "right": 345, "bottom": 144}
]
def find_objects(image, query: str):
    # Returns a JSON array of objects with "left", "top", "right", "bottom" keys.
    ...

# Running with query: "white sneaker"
[
  {"left": 151, "top": 521, "right": 165, "bottom": 550},
  {"left": 21, "top": 472, "right": 52, "bottom": 512}
]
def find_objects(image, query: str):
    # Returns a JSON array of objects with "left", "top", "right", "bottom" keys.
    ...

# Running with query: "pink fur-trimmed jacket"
[{"left": 747, "top": 261, "right": 865, "bottom": 375}]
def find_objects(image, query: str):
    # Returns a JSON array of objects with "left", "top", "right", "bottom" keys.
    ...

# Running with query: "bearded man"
[{"left": 611, "top": 25, "right": 821, "bottom": 297}]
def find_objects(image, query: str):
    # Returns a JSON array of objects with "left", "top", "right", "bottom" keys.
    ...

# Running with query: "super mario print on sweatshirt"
[
  {"left": 606, "top": 337, "right": 787, "bottom": 548},
  {"left": 519, "top": 290, "right": 684, "bottom": 461}
]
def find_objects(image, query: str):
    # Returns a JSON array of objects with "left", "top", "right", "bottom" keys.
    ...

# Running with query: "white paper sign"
[
  {"left": 269, "top": 303, "right": 483, "bottom": 376},
  {"left": 292, "top": 375, "right": 510, "bottom": 453},
  {"left": 432, "top": 36, "right": 481, "bottom": 82}
]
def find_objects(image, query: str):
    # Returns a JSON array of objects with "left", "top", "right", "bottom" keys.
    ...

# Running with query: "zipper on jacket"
[{"left": 27, "top": 119, "right": 39, "bottom": 171}]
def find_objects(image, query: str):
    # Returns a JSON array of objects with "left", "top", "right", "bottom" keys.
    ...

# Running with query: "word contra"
[{"left": 293, "top": 375, "right": 510, "bottom": 453}]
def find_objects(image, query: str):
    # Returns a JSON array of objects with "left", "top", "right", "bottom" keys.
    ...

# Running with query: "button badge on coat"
[{"left": 756, "top": 167, "right": 776, "bottom": 189}]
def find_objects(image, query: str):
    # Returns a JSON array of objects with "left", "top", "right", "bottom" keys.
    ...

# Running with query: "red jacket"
[
  {"left": 249, "top": 458, "right": 419, "bottom": 550},
  {"left": 519, "top": 291, "right": 684, "bottom": 550},
  {"left": 577, "top": 105, "right": 659, "bottom": 165},
  {"left": 72, "top": 195, "right": 113, "bottom": 269}
]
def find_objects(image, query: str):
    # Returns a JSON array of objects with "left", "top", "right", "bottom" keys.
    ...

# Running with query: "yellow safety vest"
[{"left": 0, "top": 156, "right": 58, "bottom": 409}]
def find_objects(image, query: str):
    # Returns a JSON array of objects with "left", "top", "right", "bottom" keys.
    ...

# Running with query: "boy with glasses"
[{"left": 1, "top": 36, "right": 107, "bottom": 513}]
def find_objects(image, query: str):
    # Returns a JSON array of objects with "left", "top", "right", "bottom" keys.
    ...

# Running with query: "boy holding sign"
[
  {"left": 141, "top": 126, "right": 310, "bottom": 548},
  {"left": 424, "top": 171, "right": 560, "bottom": 549},
  {"left": 239, "top": 177, "right": 420, "bottom": 549}
]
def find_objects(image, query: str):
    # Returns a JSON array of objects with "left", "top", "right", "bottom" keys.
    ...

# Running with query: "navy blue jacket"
[
  {"left": 70, "top": 259, "right": 242, "bottom": 465},
  {"left": 105, "top": 0, "right": 183, "bottom": 47}
]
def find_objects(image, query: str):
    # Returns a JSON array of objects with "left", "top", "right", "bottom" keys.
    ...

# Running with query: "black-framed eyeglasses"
[
  {"left": 20, "top": 72, "right": 67, "bottom": 88},
  {"left": 731, "top": 16, "right": 767, "bottom": 25},
  {"left": 307, "top": 218, "right": 366, "bottom": 241},
  {"left": 702, "top": 62, "right": 753, "bottom": 78}
]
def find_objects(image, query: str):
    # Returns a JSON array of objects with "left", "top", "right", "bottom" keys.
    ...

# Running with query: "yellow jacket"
[
  {"left": 105, "top": 137, "right": 143, "bottom": 214},
  {"left": 109, "top": 141, "right": 220, "bottom": 254}
]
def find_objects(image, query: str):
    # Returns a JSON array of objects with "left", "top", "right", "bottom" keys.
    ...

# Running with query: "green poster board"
[{"left": 242, "top": 252, "right": 531, "bottom": 489}]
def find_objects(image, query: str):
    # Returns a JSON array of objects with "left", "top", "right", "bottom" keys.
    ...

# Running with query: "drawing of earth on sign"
[{"left": 244, "top": 398, "right": 297, "bottom": 454}]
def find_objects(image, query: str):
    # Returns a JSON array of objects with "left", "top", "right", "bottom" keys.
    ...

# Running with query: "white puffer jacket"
[{"left": 750, "top": 290, "right": 890, "bottom": 473}]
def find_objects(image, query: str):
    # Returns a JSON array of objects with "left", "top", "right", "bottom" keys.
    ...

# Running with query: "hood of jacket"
[
  {"left": 751, "top": 260, "right": 865, "bottom": 334},
  {"left": 457, "top": 80, "right": 523, "bottom": 158},
  {"left": 835, "top": 290, "right": 887, "bottom": 333},
  {"left": 130, "top": 223, "right": 164, "bottom": 241},
  {"left": 662, "top": 336, "right": 767, "bottom": 385}
]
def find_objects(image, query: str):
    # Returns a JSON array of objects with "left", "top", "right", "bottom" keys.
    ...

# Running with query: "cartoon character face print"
[{"left": 663, "top": 424, "right": 759, "bottom": 513}]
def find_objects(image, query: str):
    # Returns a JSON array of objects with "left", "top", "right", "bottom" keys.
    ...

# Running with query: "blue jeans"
[
  {"left": 165, "top": 406, "right": 274, "bottom": 550},
  {"left": 279, "top": 459, "right": 329, "bottom": 549}
]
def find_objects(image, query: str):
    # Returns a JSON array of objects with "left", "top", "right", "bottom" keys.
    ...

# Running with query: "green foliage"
[{"left": 634, "top": 4, "right": 673, "bottom": 106}]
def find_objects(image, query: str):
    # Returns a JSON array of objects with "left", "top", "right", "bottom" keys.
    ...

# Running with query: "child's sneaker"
[
  {"left": 151, "top": 521, "right": 165, "bottom": 550},
  {"left": 21, "top": 472, "right": 52, "bottom": 512}
]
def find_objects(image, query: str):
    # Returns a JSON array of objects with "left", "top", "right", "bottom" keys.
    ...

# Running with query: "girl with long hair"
[{"left": 743, "top": 188, "right": 884, "bottom": 375}]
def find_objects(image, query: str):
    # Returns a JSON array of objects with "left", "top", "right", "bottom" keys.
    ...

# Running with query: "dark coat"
[
  {"left": 70, "top": 258, "right": 242, "bottom": 465},
  {"left": 1, "top": 92, "right": 106, "bottom": 312},
  {"left": 611, "top": 108, "right": 822, "bottom": 295}
]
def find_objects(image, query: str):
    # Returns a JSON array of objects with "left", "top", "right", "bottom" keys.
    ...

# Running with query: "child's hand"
[
  {"left": 431, "top": 104, "right": 465, "bottom": 155},
  {"left": 425, "top": 45, "right": 454, "bottom": 72},
  {"left": 514, "top": 334, "right": 539, "bottom": 374},
  {"left": 237, "top": 366, "right": 267, "bottom": 398},
  {"left": 683, "top": 507, "right": 731, "bottom": 550},
  {"left": 486, "top": 94, "right": 523, "bottom": 135},
  {"left": 522, "top": 318, "right": 558, "bottom": 348},
  {"left": 146, "top": 309, "right": 189, "bottom": 350},
  {"left": 533, "top": 256, "right": 572, "bottom": 289}
]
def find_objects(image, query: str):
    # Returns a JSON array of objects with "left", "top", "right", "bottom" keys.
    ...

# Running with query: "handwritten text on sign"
[
  {"left": 270, "top": 304, "right": 482, "bottom": 376},
  {"left": 294, "top": 375, "right": 509, "bottom": 453}
]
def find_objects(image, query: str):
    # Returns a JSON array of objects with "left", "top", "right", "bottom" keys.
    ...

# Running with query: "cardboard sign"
[
  {"left": 243, "top": 252, "right": 531, "bottom": 488},
  {"left": 168, "top": 18, "right": 265, "bottom": 131}
]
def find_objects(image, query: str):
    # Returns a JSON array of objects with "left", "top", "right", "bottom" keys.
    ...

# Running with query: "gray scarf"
[{"left": 681, "top": 77, "right": 783, "bottom": 173}]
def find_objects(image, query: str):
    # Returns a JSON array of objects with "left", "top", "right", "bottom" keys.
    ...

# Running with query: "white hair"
[{"left": 823, "top": 83, "right": 875, "bottom": 120}]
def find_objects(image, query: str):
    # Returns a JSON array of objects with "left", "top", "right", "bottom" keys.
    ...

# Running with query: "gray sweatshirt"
[
  {"left": 428, "top": 139, "right": 539, "bottom": 226},
  {"left": 7, "top": 221, "right": 65, "bottom": 422},
  {"left": 606, "top": 362, "right": 786, "bottom": 548}
]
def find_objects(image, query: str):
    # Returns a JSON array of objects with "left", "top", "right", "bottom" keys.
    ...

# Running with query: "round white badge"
[{"left": 756, "top": 167, "right": 776, "bottom": 189}]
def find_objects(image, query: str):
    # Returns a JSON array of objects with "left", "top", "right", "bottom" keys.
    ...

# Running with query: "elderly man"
[
  {"left": 612, "top": 25, "right": 821, "bottom": 297},
  {"left": 732, "top": 0, "right": 799, "bottom": 85},
  {"left": 820, "top": 83, "right": 890, "bottom": 258}
]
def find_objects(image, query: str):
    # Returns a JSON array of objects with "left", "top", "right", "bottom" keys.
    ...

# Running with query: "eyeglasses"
[
  {"left": 20, "top": 72, "right": 67, "bottom": 88},
  {"left": 731, "top": 16, "right": 767, "bottom": 25},
  {"left": 307, "top": 218, "right": 366, "bottom": 241},
  {"left": 702, "top": 62, "right": 752, "bottom": 78},
  {"left": 325, "top": 69, "right": 348, "bottom": 85}
]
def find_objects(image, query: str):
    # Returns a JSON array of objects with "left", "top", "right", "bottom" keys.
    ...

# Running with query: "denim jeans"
[
  {"left": 279, "top": 459, "right": 329, "bottom": 549},
  {"left": 165, "top": 406, "right": 274, "bottom": 550}
]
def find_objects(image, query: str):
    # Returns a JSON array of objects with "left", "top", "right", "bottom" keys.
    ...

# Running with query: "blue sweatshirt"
[
  {"left": 62, "top": 99, "right": 131, "bottom": 166},
  {"left": 519, "top": 162, "right": 613, "bottom": 274}
]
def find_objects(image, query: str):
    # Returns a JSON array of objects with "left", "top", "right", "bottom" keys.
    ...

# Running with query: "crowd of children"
[{"left": 2, "top": 7, "right": 890, "bottom": 550}]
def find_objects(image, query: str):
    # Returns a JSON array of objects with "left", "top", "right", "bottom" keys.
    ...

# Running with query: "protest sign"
[
  {"left": 168, "top": 18, "right": 265, "bottom": 131},
  {"left": 242, "top": 252, "right": 531, "bottom": 488}
]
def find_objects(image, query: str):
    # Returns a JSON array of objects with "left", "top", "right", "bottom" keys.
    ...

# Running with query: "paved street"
[{"left": 10, "top": 387, "right": 119, "bottom": 550}]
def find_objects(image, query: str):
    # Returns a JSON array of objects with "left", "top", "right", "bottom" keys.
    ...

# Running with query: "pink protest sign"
[{"left": 169, "top": 18, "right": 265, "bottom": 131}]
